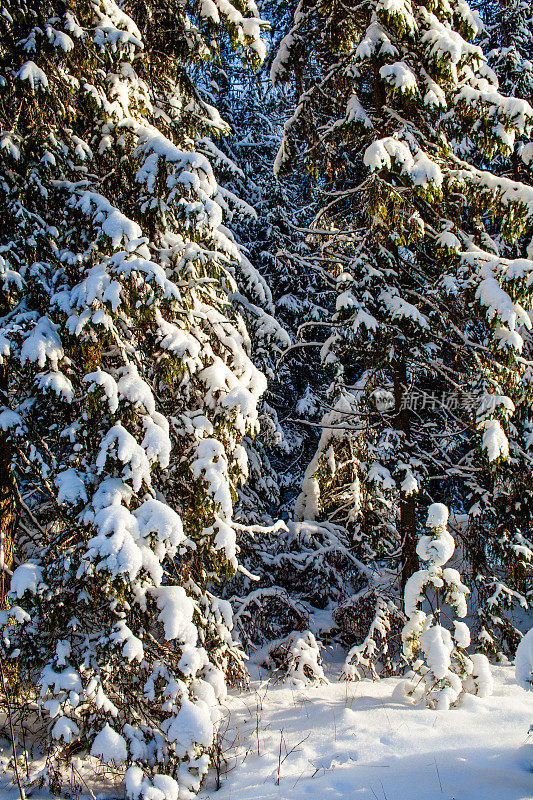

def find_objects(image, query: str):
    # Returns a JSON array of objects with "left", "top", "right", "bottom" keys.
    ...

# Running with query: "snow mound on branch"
[
  {"left": 20, "top": 317, "right": 63, "bottom": 369},
  {"left": 55, "top": 469, "right": 87, "bottom": 506},
  {"left": 91, "top": 724, "right": 127, "bottom": 764},
  {"left": 467, "top": 653, "right": 494, "bottom": 698},
  {"left": 426, "top": 502, "right": 448, "bottom": 529},
  {"left": 164, "top": 697, "right": 214, "bottom": 756},
  {"left": 10, "top": 563, "right": 43, "bottom": 598},
  {"left": 364, "top": 137, "right": 443, "bottom": 188},
  {"left": 152, "top": 586, "right": 198, "bottom": 644},
  {"left": 416, "top": 529, "right": 454, "bottom": 566},
  {"left": 380, "top": 61, "right": 418, "bottom": 94},
  {"left": 479, "top": 418, "right": 509, "bottom": 462},
  {"left": 419, "top": 624, "right": 453, "bottom": 681},
  {"left": 52, "top": 718, "right": 79, "bottom": 743},
  {"left": 18, "top": 60, "right": 48, "bottom": 90}
]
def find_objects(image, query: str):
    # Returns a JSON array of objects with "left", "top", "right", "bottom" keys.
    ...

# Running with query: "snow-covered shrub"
[
  {"left": 265, "top": 520, "right": 369, "bottom": 607},
  {"left": 515, "top": 628, "right": 533, "bottom": 770},
  {"left": 401, "top": 504, "right": 493, "bottom": 709},
  {"left": 232, "top": 587, "right": 309, "bottom": 652},
  {"left": 225, "top": 519, "right": 370, "bottom": 651},
  {"left": 263, "top": 631, "right": 327, "bottom": 687},
  {"left": 339, "top": 590, "right": 406, "bottom": 680},
  {"left": 516, "top": 628, "right": 533, "bottom": 691}
]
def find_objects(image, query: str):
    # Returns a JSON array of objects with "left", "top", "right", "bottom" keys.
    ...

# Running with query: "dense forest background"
[{"left": 0, "top": 0, "right": 532, "bottom": 796}]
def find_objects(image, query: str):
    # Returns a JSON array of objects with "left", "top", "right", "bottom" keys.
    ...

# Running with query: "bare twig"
[
  {"left": 71, "top": 763, "right": 98, "bottom": 800},
  {"left": 276, "top": 729, "right": 284, "bottom": 785},
  {"left": 434, "top": 756, "right": 443, "bottom": 793}
]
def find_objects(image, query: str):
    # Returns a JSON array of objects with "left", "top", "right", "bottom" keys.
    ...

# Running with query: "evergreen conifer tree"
[
  {"left": 0, "top": 0, "right": 271, "bottom": 793},
  {"left": 186, "top": 3, "right": 355, "bottom": 650},
  {"left": 481, "top": 0, "right": 533, "bottom": 104},
  {"left": 272, "top": 0, "right": 533, "bottom": 660}
]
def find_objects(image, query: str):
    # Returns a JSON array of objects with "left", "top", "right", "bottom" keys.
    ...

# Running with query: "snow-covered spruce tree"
[
  {"left": 472, "top": 0, "right": 533, "bottom": 657},
  {"left": 453, "top": 0, "right": 533, "bottom": 188},
  {"left": 185, "top": 5, "right": 355, "bottom": 649},
  {"left": 401, "top": 503, "right": 492, "bottom": 709},
  {"left": 481, "top": 0, "right": 533, "bottom": 106},
  {"left": 0, "top": 0, "right": 271, "bottom": 795},
  {"left": 199, "top": 4, "right": 330, "bottom": 528},
  {"left": 194, "top": 68, "right": 293, "bottom": 527},
  {"left": 272, "top": 0, "right": 533, "bottom": 659}
]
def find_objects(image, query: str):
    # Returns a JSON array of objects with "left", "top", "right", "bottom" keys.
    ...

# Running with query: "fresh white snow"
[
  {"left": 196, "top": 663, "right": 533, "bottom": 800},
  {"left": 0, "top": 661, "right": 529, "bottom": 799}
]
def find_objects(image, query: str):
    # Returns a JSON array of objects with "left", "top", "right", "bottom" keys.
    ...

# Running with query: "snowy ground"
[
  {"left": 0, "top": 664, "right": 529, "bottom": 800},
  {"left": 199, "top": 664, "right": 533, "bottom": 800}
]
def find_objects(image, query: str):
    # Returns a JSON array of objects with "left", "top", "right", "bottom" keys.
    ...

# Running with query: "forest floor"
[
  {"left": 199, "top": 661, "right": 533, "bottom": 800},
  {"left": 0, "top": 660, "right": 530, "bottom": 800}
]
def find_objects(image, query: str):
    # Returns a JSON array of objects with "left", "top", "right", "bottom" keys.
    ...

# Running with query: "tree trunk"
[
  {"left": 374, "top": 63, "right": 386, "bottom": 115},
  {"left": 0, "top": 363, "right": 15, "bottom": 606},
  {"left": 393, "top": 356, "right": 418, "bottom": 594}
]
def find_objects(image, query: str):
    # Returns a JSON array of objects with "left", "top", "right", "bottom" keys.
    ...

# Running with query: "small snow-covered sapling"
[
  {"left": 516, "top": 628, "right": 533, "bottom": 691},
  {"left": 266, "top": 630, "right": 327, "bottom": 687},
  {"left": 515, "top": 628, "right": 533, "bottom": 768},
  {"left": 401, "top": 503, "right": 493, "bottom": 709}
]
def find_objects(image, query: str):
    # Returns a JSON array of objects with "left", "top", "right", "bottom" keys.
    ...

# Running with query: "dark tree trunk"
[
  {"left": 394, "top": 356, "right": 418, "bottom": 594},
  {"left": 374, "top": 63, "right": 386, "bottom": 115},
  {"left": 0, "top": 363, "right": 15, "bottom": 606}
]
